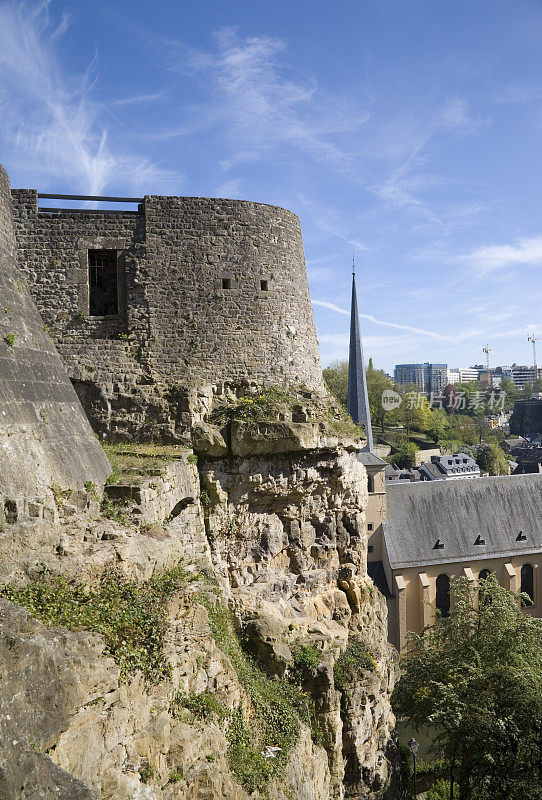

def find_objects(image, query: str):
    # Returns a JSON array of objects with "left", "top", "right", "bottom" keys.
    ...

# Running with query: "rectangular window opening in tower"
[
  {"left": 260, "top": 279, "right": 269, "bottom": 291},
  {"left": 88, "top": 250, "right": 118, "bottom": 316},
  {"left": 222, "top": 278, "right": 232, "bottom": 290}
]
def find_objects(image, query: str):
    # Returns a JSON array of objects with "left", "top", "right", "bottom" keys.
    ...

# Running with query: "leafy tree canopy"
[{"left": 393, "top": 576, "right": 542, "bottom": 800}]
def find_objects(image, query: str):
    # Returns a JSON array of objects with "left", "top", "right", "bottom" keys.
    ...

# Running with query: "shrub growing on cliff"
[
  {"left": 334, "top": 640, "right": 375, "bottom": 690},
  {"left": 170, "top": 690, "right": 226, "bottom": 722},
  {"left": 0, "top": 562, "right": 197, "bottom": 683},
  {"left": 292, "top": 643, "right": 321, "bottom": 672},
  {"left": 393, "top": 576, "right": 542, "bottom": 800}
]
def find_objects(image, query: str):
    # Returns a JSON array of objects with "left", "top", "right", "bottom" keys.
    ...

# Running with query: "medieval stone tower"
[
  {"left": 0, "top": 164, "right": 110, "bottom": 513},
  {"left": 10, "top": 186, "right": 323, "bottom": 440}
]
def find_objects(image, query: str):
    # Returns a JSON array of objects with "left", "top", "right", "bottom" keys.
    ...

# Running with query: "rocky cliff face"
[{"left": 0, "top": 404, "right": 398, "bottom": 800}]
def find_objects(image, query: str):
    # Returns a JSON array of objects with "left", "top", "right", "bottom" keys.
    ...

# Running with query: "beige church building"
[
  {"left": 347, "top": 270, "right": 542, "bottom": 652},
  {"left": 363, "top": 457, "right": 542, "bottom": 650}
]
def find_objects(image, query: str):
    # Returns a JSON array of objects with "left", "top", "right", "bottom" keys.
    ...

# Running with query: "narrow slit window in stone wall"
[
  {"left": 222, "top": 278, "right": 232, "bottom": 289},
  {"left": 89, "top": 249, "right": 118, "bottom": 315},
  {"left": 260, "top": 279, "right": 269, "bottom": 291}
]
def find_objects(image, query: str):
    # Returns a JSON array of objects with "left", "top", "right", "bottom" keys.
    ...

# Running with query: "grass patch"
[
  {"left": 139, "top": 764, "right": 155, "bottom": 783},
  {"left": 0, "top": 563, "right": 198, "bottom": 683},
  {"left": 103, "top": 442, "right": 187, "bottom": 485},
  {"left": 334, "top": 640, "right": 376, "bottom": 690},
  {"left": 199, "top": 597, "right": 313, "bottom": 792}
]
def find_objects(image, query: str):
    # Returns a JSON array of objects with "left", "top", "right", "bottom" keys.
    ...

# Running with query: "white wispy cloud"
[
  {"left": 214, "top": 178, "right": 243, "bottom": 198},
  {"left": 312, "top": 299, "right": 450, "bottom": 340},
  {"left": 0, "top": 0, "right": 174, "bottom": 193},
  {"left": 298, "top": 194, "right": 370, "bottom": 250},
  {"left": 460, "top": 236, "right": 542, "bottom": 275},
  {"left": 166, "top": 27, "right": 370, "bottom": 177},
  {"left": 108, "top": 89, "right": 169, "bottom": 108}
]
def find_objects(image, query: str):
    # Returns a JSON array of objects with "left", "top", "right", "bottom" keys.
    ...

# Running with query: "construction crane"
[
  {"left": 528, "top": 334, "right": 541, "bottom": 383},
  {"left": 482, "top": 344, "right": 502, "bottom": 389}
]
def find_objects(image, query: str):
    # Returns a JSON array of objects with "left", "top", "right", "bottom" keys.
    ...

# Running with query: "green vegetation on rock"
[
  {"left": 170, "top": 690, "right": 226, "bottom": 722},
  {"left": 334, "top": 640, "right": 376, "bottom": 690},
  {"left": 0, "top": 563, "right": 198, "bottom": 683},
  {"left": 199, "top": 597, "right": 313, "bottom": 793},
  {"left": 292, "top": 643, "right": 321, "bottom": 671},
  {"left": 103, "top": 441, "right": 187, "bottom": 485},
  {"left": 209, "top": 386, "right": 296, "bottom": 423}
]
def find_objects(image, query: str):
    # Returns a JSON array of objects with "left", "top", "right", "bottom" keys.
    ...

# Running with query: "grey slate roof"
[
  {"left": 418, "top": 462, "right": 446, "bottom": 480},
  {"left": 384, "top": 474, "right": 542, "bottom": 569}
]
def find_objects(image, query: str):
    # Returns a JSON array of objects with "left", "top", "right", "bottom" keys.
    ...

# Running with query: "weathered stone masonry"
[{"left": 11, "top": 189, "right": 323, "bottom": 441}]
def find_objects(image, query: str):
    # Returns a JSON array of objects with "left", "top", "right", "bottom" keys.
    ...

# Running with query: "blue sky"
[{"left": 1, "top": 0, "right": 542, "bottom": 374}]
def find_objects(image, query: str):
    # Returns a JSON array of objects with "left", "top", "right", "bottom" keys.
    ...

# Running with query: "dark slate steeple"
[{"left": 347, "top": 260, "right": 374, "bottom": 452}]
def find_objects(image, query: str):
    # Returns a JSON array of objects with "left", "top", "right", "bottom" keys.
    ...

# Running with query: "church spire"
[{"left": 347, "top": 259, "right": 374, "bottom": 452}]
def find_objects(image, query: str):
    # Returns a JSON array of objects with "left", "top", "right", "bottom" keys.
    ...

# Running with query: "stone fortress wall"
[
  {"left": 11, "top": 187, "right": 322, "bottom": 441},
  {"left": 0, "top": 164, "right": 110, "bottom": 514}
]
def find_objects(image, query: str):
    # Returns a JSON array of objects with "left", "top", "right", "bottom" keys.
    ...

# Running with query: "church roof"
[
  {"left": 384, "top": 474, "right": 542, "bottom": 569},
  {"left": 357, "top": 451, "right": 386, "bottom": 467}
]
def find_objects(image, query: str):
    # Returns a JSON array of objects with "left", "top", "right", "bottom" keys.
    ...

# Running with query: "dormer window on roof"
[
  {"left": 474, "top": 535, "right": 486, "bottom": 546},
  {"left": 433, "top": 538, "right": 445, "bottom": 550},
  {"left": 516, "top": 530, "right": 527, "bottom": 541}
]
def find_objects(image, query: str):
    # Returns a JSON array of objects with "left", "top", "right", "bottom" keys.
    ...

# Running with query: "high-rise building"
[
  {"left": 502, "top": 365, "right": 539, "bottom": 389},
  {"left": 394, "top": 362, "right": 448, "bottom": 394}
]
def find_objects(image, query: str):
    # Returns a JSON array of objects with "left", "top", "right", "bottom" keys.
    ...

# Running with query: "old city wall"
[
  {"left": 11, "top": 191, "right": 322, "bottom": 441},
  {"left": 0, "top": 165, "right": 110, "bottom": 514}
]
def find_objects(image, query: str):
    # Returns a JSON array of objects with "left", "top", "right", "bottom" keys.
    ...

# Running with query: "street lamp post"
[{"left": 408, "top": 738, "right": 419, "bottom": 797}]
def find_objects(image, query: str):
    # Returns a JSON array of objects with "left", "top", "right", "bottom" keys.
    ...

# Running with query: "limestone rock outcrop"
[{"left": 0, "top": 434, "right": 398, "bottom": 800}]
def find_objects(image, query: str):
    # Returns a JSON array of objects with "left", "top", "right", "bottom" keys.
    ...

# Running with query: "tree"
[
  {"left": 499, "top": 378, "right": 520, "bottom": 411},
  {"left": 447, "top": 415, "right": 478, "bottom": 447},
  {"left": 323, "top": 360, "right": 348, "bottom": 408},
  {"left": 322, "top": 359, "right": 395, "bottom": 433},
  {"left": 388, "top": 439, "right": 417, "bottom": 468},
  {"left": 390, "top": 385, "right": 430, "bottom": 436},
  {"left": 366, "top": 360, "right": 394, "bottom": 433},
  {"left": 393, "top": 576, "right": 542, "bottom": 800},
  {"left": 475, "top": 441, "right": 509, "bottom": 475},
  {"left": 426, "top": 408, "right": 450, "bottom": 443}
]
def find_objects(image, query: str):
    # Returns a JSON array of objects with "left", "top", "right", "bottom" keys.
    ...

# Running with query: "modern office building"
[
  {"left": 447, "top": 367, "right": 480, "bottom": 385},
  {"left": 502, "top": 365, "right": 539, "bottom": 389},
  {"left": 394, "top": 362, "right": 447, "bottom": 394}
]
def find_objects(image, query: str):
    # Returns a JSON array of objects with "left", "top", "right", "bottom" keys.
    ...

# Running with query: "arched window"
[
  {"left": 520, "top": 564, "right": 534, "bottom": 606},
  {"left": 478, "top": 569, "right": 492, "bottom": 607},
  {"left": 368, "top": 475, "right": 375, "bottom": 493},
  {"left": 436, "top": 574, "right": 450, "bottom": 618}
]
